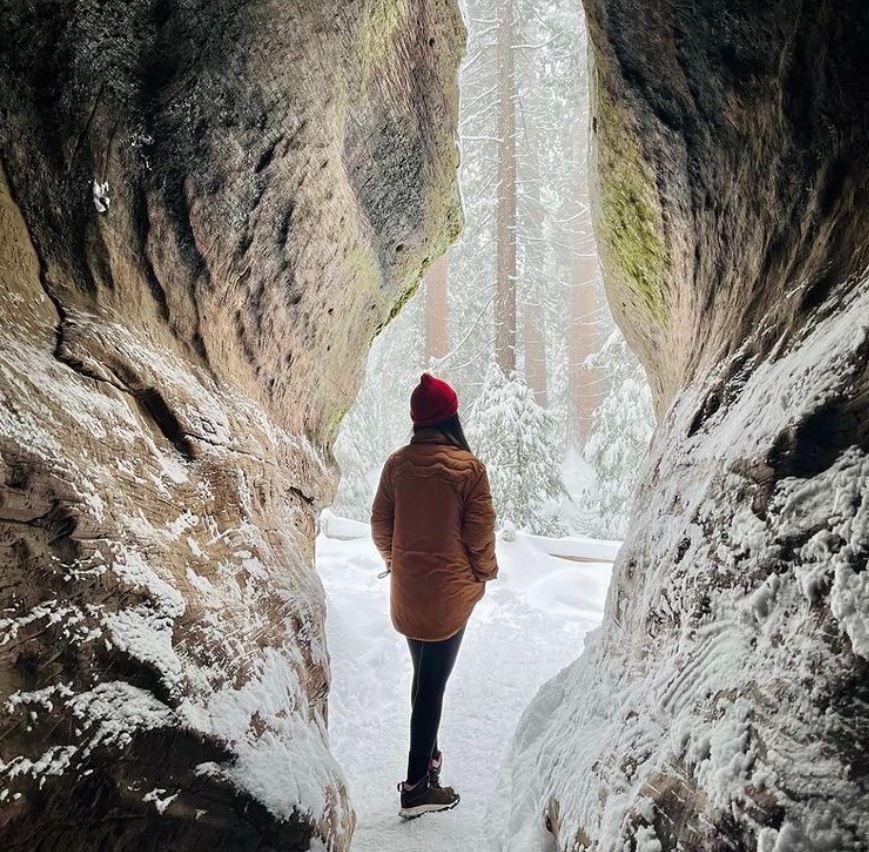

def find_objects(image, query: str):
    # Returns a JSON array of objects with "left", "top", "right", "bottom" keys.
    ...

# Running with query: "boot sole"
[{"left": 399, "top": 795, "right": 460, "bottom": 821}]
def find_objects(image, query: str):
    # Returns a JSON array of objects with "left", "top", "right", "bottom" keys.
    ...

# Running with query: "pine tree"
[
  {"left": 467, "top": 362, "right": 567, "bottom": 535},
  {"left": 581, "top": 330, "right": 655, "bottom": 538}
]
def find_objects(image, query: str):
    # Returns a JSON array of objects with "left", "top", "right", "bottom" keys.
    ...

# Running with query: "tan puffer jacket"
[{"left": 370, "top": 429, "right": 499, "bottom": 641}]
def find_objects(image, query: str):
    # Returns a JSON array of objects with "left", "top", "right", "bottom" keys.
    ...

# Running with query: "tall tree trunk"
[
  {"left": 424, "top": 253, "right": 449, "bottom": 362},
  {"left": 495, "top": 0, "right": 517, "bottom": 374},
  {"left": 524, "top": 303, "right": 548, "bottom": 406},
  {"left": 520, "top": 123, "right": 548, "bottom": 405},
  {"left": 568, "top": 163, "right": 602, "bottom": 449}
]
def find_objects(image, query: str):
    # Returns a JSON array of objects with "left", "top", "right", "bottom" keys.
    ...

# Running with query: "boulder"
[
  {"left": 0, "top": 1, "right": 463, "bottom": 848},
  {"left": 498, "top": 2, "right": 869, "bottom": 849}
]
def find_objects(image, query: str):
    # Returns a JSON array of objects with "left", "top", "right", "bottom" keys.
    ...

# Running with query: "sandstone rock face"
[
  {"left": 497, "top": 2, "right": 869, "bottom": 850},
  {"left": 0, "top": 2, "right": 463, "bottom": 848}
]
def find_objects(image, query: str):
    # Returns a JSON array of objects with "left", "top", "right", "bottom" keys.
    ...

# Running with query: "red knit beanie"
[{"left": 410, "top": 373, "right": 458, "bottom": 427}]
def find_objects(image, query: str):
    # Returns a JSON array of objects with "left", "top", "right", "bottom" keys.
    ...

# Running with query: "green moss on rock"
[
  {"left": 350, "top": 0, "right": 410, "bottom": 100},
  {"left": 595, "top": 85, "right": 667, "bottom": 324},
  {"left": 387, "top": 277, "right": 421, "bottom": 323},
  {"left": 380, "top": 184, "right": 463, "bottom": 335},
  {"left": 323, "top": 399, "right": 353, "bottom": 447}
]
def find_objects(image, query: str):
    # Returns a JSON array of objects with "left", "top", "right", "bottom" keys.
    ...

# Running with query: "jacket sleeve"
[
  {"left": 462, "top": 463, "right": 499, "bottom": 581},
  {"left": 370, "top": 457, "right": 395, "bottom": 565}
]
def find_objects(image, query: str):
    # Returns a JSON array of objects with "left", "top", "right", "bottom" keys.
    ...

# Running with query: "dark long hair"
[{"left": 414, "top": 413, "right": 472, "bottom": 453}]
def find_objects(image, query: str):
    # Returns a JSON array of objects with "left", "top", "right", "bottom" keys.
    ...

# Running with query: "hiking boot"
[
  {"left": 397, "top": 776, "right": 460, "bottom": 820},
  {"left": 428, "top": 750, "right": 443, "bottom": 787}
]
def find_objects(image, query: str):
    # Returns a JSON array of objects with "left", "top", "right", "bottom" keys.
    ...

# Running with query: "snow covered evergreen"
[
  {"left": 467, "top": 362, "right": 567, "bottom": 536},
  {"left": 580, "top": 330, "right": 655, "bottom": 538}
]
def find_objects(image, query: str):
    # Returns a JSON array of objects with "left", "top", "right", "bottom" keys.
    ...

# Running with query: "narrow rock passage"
[{"left": 317, "top": 514, "right": 614, "bottom": 851}]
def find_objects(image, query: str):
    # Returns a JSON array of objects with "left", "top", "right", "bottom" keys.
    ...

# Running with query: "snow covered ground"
[{"left": 317, "top": 511, "right": 617, "bottom": 851}]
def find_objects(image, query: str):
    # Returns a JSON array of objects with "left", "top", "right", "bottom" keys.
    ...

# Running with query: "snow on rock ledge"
[
  {"left": 496, "top": 2, "right": 869, "bottom": 849},
  {"left": 0, "top": 2, "right": 464, "bottom": 849}
]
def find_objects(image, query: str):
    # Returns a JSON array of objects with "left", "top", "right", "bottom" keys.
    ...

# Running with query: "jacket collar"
[{"left": 410, "top": 428, "right": 452, "bottom": 446}]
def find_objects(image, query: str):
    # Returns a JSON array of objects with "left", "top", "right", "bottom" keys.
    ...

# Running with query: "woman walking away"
[{"left": 370, "top": 372, "right": 499, "bottom": 820}]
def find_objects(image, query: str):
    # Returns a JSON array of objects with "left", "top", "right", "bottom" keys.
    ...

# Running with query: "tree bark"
[
  {"left": 424, "top": 253, "right": 449, "bottom": 362},
  {"left": 519, "top": 126, "right": 548, "bottom": 406},
  {"left": 568, "top": 145, "right": 603, "bottom": 449},
  {"left": 494, "top": 0, "right": 517, "bottom": 374},
  {"left": 524, "top": 301, "right": 548, "bottom": 406}
]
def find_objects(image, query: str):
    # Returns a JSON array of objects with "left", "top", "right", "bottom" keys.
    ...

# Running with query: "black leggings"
[{"left": 406, "top": 627, "right": 465, "bottom": 783}]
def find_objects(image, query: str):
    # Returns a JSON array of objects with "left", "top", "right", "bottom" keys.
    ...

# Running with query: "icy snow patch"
[
  {"left": 92, "top": 179, "right": 110, "bottom": 212},
  {"left": 143, "top": 787, "right": 179, "bottom": 814}
]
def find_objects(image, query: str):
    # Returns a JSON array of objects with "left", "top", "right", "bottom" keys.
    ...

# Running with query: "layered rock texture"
[
  {"left": 499, "top": 2, "right": 869, "bottom": 850},
  {"left": 0, "top": 1, "right": 463, "bottom": 848}
]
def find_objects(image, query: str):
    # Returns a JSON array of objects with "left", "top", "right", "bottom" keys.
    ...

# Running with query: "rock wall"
[
  {"left": 0, "top": 1, "right": 463, "bottom": 849},
  {"left": 496, "top": 2, "right": 869, "bottom": 850}
]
